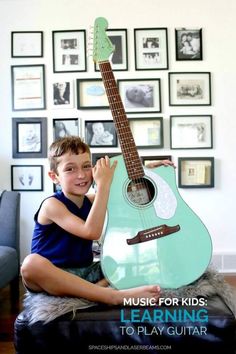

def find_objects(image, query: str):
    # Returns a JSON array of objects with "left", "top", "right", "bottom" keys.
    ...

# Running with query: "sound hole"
[{"left": 126, "top": 177, "right": 155, "bottom": 206}]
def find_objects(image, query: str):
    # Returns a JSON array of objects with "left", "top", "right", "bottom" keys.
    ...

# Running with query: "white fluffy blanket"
[{"left": 23, "top": 268, "right": 236, "bottom": 324}]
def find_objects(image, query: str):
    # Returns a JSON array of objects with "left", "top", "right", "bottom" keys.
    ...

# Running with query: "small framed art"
[
  {"left": 11, "top": 65, "right": 46, "bottom": 111},
  {"left": 84, "top": 120, "right": 118, "bottom": 147},
  {"left": 11, "top": 31, "right": 43, "bottom": 58},
  {"left": 134, "top": 28, "right": 168, "bottom": 70},
  {"left": 95, "top": 29, "right": 128, "bottom": 71},
  {"left": 170, "top": 115, "right": 213, "bottom": 149},
  {"left": 118, "top": 78, "right": 161, "bottom": 114},
  {"left": 178, "top": 157, "right": 214, "bottom": 188},
  {"left": 53, "top": 80, "right": 73, "bottom": 108},
  {"left": 129, "top": 117, "right": 163, "bottom": 148},
  {"left": 11, "top": 165, "right": 44, "bottom": 191},
  {"left": 52, "top": 30, "right": 87, "bottom": 73},
  {"left": 77, "top": 79, "right": 109, "bottom": 109},
  {"left": 168, "top": 72, "right": 211, "bottom": 106},
  {"left": 53, "top": 118, "right": 80, "bottom": 140},
  {"left": 12, "top": 117, "right": 47, "bottom": 158},
  {"left": 175, "top": 28, "right": 202, "bottom": 60}
]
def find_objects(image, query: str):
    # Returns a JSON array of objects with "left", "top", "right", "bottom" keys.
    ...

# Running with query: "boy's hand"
[
  {"left": 145, "top": 159, "right": 176, "bottom": 169},
  {"left": 92, "top": 156, "right": 117, "bottom": 188}
]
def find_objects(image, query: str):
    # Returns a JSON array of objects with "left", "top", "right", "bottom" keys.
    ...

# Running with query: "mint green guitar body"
[{"left": 101, "top": 155, "right": 212, "bottom": 290}]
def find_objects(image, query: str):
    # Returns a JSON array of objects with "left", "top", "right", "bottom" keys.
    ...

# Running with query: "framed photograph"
[
  {"left": 12, "top": 117, "right": 47, "bottom": 158},
  {"left": 84, "top": 120, "right": 118, "bottom": 147},
  {"left": 77, "top": 79, "right": 109, "bottom": 109},
  {"left": 52, "top": 30, "right": 86, "bottom": 73},
  {"left": 178, "top": 157, "right": 214, "bottom": 188},
  {"left": 170, "top": 115, "right": 213, "bottom": 149},
  {"left": 95, "top": 29, "right": 128, "bottom": 71},
  {"left": 11, "top": 165, "right": 44, "bottom": 191},
  {"left": 175, "top": 28, "right": 202, "bottom": 60},
  {"left": 118, "top": 79, "right": 161, "bottom": 114},
  {"left": 129, "top": 117, "right": 163, "bottom": 148},
  {"left": 141, "top": 155, "right": 172, "bottom": 167},
  {"left": 11, "top": 64, "right": 46, "bottom": 111},
  {"left": 53, "top": 118, "right": 79, "bottom": 140},
  {"left": 53, "top": 80, "right": 74, "bottom": 108},
  {"left": 134, "top": 28, "right": 168, "bottom": 70},
  {"left": 91, "top": 152, "right": 121, "bottom": 166},
  {"left": 168, "top": 72, "right": 211, "bottom": 106},
  {"left": 11, "top": 31, "right": 43, "bottom": 58}
]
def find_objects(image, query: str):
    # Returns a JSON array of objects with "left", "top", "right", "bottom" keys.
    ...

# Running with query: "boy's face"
[{"left": 49, "top": 152, "right": 93, "bottom": 196}]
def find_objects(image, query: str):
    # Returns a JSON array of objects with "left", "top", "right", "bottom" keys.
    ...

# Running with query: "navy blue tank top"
[{"left": 31, "top": 191, "right": 93, "bottom": 267}]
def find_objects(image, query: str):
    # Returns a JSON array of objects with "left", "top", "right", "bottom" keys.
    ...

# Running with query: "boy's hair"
[{"left": 49, "top": 136, "right": 90, "bottom": 172}]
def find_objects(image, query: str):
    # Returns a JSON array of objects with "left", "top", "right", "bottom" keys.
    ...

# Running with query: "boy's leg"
[{"left": 21, "top": 254, "right": 160, "bottom": 305}]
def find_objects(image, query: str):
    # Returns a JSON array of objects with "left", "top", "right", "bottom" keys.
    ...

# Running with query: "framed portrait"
[
  {"left": 134, "top": 28, "right": 168, "bottom": 70},
  {"left": 84, "top": 120, "right": 118, "bottom": 148},
  {"left": 118, "top": 78, "right": 161, "bottom": 114},
  {"left": 52, "top": 80, "right": 74, "bottom": 108},
  {"left": 11, "top": 31, "right": 43, "bottom": 58},
  {"left": 175, "top": 28, "right": 202, "bottom": 61},
  {"left": 95, "top": 29, "right": 128, "bottom": 71},
  {"left": 77, "top": 79, "right": 109, "bottom": 109},
  {"left": 52, "top": 30, "right": 87, "bottom": 73},
  {"left": 11, "top": 65, "right": 46, "bottom": 111},
  {"left": 168, "top": 72, "right": 211, "bottom": 106},
  {"left": 129, "top": 117, "right": 163, "bottom": 148},
  {"left": 11, "top": 165, "right": 44, "bottom": 191},
  {"left": 53, "top": 118, "right": 79, "bottom": 140},
  {"left": 141, "top": 155, "right": 172, "bottom": 167},
  {"left": 178, "top": 157, "right": 214, "bottom": 188},
  {"left": 12, "top": 117, "right": 47, "bottom": 158},
  {"left": 91, "top": 152, "right": 121, "bottom": 166},
  {"left": 170, "top": 115, "right": 213, "bottom": 149}
]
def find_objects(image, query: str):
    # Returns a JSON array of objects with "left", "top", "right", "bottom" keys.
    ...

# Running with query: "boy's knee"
[{"left": 21, "top": 253, "right": 48, "bottom": 281}]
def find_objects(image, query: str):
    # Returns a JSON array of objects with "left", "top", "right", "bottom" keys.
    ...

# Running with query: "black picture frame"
[
  {"left": 91, "top": 152, "right": 121, "bottom": 166},
  {"left": 84, "top": 120, "right": 118, "bottom": 148},
  {"left": 178, "top": 157, "right": 214, "bottom": 188},
  {"left": 134, "top": 28, "right": 168, "bottom": 70},
  {"left": 53, "top": 118, "right": 80, "bottom": 140},
  {"left": 77, "top": 79, "right": 109, "bottom": 109},
  {"left": 170, "top": 115, "right": 213, "bottom": 149},
  {"left": 11, "top": 165, "right": 44, "bottom": 191},
  {"left": 118, "top": 78, "right": 161, "bottom": 114},
  {"left": 11, "top": 64, "right": 46, "bottom": 111},
  {"left": 175, "top": 28, "right": 202, "bottom": 61},
  {"left": 168, "top": 72, "right": 211, "bottom": 106},
  {"left": 52, "top": 80, "right": 74, "bottom": 108},
  {"left": 52, "top": 30, "right": 87, "bottom": 73},
  {"left": 11, "top": 31, "right": 43, "bottom": 58},
  {"left": 95, "top": 29, "right": 128, "bottom": 71},
  {"left": 129, "top": 117, "right": 163, "bottom": 148},
  {"left": 12, "top": 117, "right": 47, "bottom": 158}
]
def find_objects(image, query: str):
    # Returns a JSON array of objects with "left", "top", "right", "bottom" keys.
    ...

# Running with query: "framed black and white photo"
[
  {"left": 84, "top": 120, "right": 118, "bottom": 147},
  {"left": 52, "top": 30, "right": 87, "bottom": 72},
  {"left": 118, "top": 79, "right": 161, "bottom": 114},
  {"left": 170, "top": 115, "right": 213, "bottom": 149},
  {"left": 141, "top": 155, "right": 172, "bottom": 167},
  {"left": 178, "top": 157, "right": 214, "bottom": 188},
  {"left": 169, "top": 72, "right": 211, "bottom": 106},
  {"left": 11, "top": 31, "right": 43, "bottom": 58},
  {"left": 53, "top": 80, "right": 73, "bottom": 108},
  {"left": 91, "top": 152, "right": 121, "bottom": 166},
  {"left": 129, "top": 117, "right": 163, "bottom": 148},
  {"left": 12, "top": 117, "right": 47, "bottom": 158},
  {"left": 11, "top": 65, "right": 46, "bottom": 111},
  {"left": 175, "top": 28, "right": 202, "bottom": 60},
  {"left": 134, "top": 28, "right": 168, "bottom": 70},
  {"left": 77, "top": 79, "right": 109, "bottom": 109},
  {"left": 53, "top": 118, "right": 79, "bottom": 140},
  {"left": 11, "top": 165, "right": 44, "bottom": 191},
  {"left": 95, "top": 29, "right": 128, "bottom": 71}
]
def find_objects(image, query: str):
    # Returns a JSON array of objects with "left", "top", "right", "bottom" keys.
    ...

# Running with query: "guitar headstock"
[{"left": 93, "top": 17, "right": 115, "bottom": 63}]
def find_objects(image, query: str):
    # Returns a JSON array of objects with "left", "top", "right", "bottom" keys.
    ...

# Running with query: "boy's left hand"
[{"left": 145, "top": 159, "right": 176, "bottom": 169}]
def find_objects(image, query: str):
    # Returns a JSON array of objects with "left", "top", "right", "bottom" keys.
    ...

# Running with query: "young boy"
[{"left": 21, "top": 136, "right": 165, "bottom": 305}]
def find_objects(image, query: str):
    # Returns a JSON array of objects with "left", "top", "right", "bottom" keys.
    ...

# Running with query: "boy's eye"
[{"left": 83, "top": 164, "right": 92, "bottom": 169}]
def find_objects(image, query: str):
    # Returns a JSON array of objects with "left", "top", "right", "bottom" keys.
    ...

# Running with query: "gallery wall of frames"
[{"left": 10, "top": 27, "right": 214, "bottom": 192}]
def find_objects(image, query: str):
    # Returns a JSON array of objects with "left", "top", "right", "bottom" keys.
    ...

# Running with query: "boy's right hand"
[{"left": 92, "top": 156, "right": 117, "bottom": 189}]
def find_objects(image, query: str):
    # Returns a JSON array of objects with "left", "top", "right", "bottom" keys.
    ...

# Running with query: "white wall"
[{"left": 0, "top": 0, "right": 236, "bottom": 266}]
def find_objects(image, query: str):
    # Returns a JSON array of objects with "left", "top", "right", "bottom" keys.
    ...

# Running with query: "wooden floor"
[{"left": 0, "top": 275, "right": 236, "bottom": 354}]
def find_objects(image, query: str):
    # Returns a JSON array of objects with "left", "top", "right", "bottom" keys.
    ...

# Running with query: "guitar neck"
[{"left": 99, "top": 61, "right": 144, "bottom": 180}]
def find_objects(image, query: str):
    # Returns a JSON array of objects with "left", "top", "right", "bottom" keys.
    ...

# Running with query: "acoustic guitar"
[{"left": 93, "top": 17, "right": 212, "bottom": 289}]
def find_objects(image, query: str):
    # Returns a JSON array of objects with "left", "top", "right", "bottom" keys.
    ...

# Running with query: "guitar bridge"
[{"left": 126, "top": 224, "right": 180, "bottom": 245}]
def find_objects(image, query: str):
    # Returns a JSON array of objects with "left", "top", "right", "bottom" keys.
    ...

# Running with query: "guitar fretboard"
[{"left": 99, "top": 61, "right": 144, "bottom": 180}]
